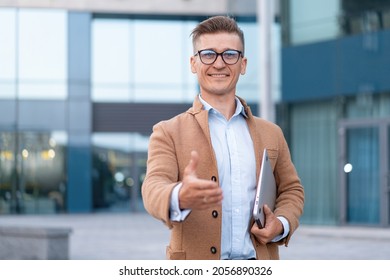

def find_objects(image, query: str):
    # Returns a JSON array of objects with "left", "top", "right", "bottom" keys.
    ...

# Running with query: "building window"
[
  {"left": 18, "top": 9, "right": 68, "bottom": 99},
  {"left": 92, "top": 18, "right": 198, "bottom": 103},
  {"left": 0, "top": 131, "right": 67, "bottom": 214},
  {"left": 92, "top": 133, "right": 148, "bottom": 212},
  {"left": 0, "top": 8, "right": 17, "bottom": 99},
  {"left": 0, "top": 8, "right": 67, "bottom": 100}
]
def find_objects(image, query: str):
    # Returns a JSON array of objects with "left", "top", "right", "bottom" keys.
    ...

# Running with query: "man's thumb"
[
  {"left": 263, "top": 204, "right": 272, "bottom": 216},
  {"left": 185, "top": 150, "right": 199, "bottom": 176}
]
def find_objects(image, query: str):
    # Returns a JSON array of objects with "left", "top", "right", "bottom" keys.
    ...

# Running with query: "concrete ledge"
[{"left": 0, "top": 226, "right": 72, "bottom": 260}]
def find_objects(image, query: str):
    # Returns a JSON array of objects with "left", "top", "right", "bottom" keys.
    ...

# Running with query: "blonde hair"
[{"left": 191, "top": 16, "right": 245, "bottom": 53}]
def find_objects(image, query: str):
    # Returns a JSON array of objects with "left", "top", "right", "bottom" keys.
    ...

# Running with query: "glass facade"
[
  {"left": 91, "top": 18, "right": 266, "bottom": 104},
  {"left": 282, "top": 0, "right": 390, "bottom": 226},
  {"left": 290, "top": 93, "right": 390, "bottom": 226},
  {"left": 290, "top": 100, "right": 339, "bottom": 225},
  {"left": 0, "top": 8, "right": 68, "bottom": 100},
  {"left": 288, "top": 0, "right": 341, "bottom": 45},
  {"left": 346, "top": 127, "right": 380, "bottom": 224},
  {"left": 1, "top": 7, "right": 274, "bottom": 214},
  {"left": 1, "top": 2, "right": 390, "bottom": 229},
  {"left": 0, "top": 131, "right": 67, "bottom": 214},
  {"left": 388, "top": 126, "right": 390, "bottom": 225},
  {"left": 0, "top": 9, "right": 16, "bottom": 99},
  {"left": 0, "top": 8, "right": 69, "bottom": 214},
  {"left": 88, "top": 16, "right": 275, "bottom": 212},
  {"left": 282, "top": 0, "right": 390, "bottom": 46},
  {"left": 92, "top": 133, "right": 148, "bottom": 212},
  {"left": 18, "top": 9, "right": 68, "bottom": 100},
  {"left": 91, "top": 18, "right": 199, "bottom": 103},
  {"left": 1, "top": 3, "right": 389, "bottom": 227}
]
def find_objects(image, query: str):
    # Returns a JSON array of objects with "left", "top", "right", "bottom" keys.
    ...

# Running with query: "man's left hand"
[{"left": 250, "top": 204, "right": 284, "bottom": 244}]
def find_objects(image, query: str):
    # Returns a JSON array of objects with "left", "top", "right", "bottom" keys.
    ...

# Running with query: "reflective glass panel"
[
  {"left": 0, "top": 8, "right": 16, "bottom": 99},
  {"left": 92, "top": 133, "right": 149, "bottom": 212},
  {"left": 346, "top": 127, "right": 380, "bottom": 224},
  {"left": 133, "top": 20, "right": 197, "bottom": 102},
  {"left": 0, "top": 131, "right": 67, "bottom": 214},
  {"left": 91, "top": 18, "right": 198, "bottom": 103},
  {"left": 289, "top": 0, "right": 340, "bottom": 45},
  {"left": 92, "top": 19, "right": 131, "bottom": 101},
  {"left": 18, "top": 9, "right": 67, "bottom": 99},
  {"left": 237, "top": 22, "right": 260, "bottom": 103}
]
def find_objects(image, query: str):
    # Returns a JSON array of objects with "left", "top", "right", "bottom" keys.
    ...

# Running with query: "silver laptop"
[{"left": 252, "top": 149, "right": 276, "bottom": 228}]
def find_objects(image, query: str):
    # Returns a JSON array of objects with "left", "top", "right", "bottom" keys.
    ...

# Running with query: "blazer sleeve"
[
  {"left": 141, "top": 121, "right": 179, "bottom": 229},
  {"left": 273, "top": 125, "right": 305, "bottom": 245}
]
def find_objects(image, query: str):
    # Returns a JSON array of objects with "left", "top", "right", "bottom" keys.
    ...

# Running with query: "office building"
[
  {"left": 281, "top": 0, "right": 390, "bottom": 227},
  {"left": 0, "top": 0, "right": 389, "bottom": 228},
  {"left": 0, "top": 0, "right": 264, "bottom": 214}
]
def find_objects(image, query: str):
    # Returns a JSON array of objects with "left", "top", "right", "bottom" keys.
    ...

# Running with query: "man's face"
[{"left": 190, "top": 32, "right": 247, "bottom": 97}]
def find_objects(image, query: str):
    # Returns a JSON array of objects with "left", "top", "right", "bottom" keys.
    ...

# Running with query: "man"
[{"left": 142, "top": 15, "right": 304, "bottom": 260}]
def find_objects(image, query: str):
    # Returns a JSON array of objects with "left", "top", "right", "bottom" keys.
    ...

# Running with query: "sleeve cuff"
[
  {"left": 169, "top": 183, "right": 191, "bottom": 221},
  {"left": 272, "top": 216, "right": 290, "bottom": 242}
]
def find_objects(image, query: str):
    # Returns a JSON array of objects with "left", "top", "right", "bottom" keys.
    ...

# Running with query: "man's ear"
[
  {"left": 240, "top": 57, "right": 247, "bottom": 75},
  {"left": 190, "top": 56, "right": 197, "bottom": 73}
]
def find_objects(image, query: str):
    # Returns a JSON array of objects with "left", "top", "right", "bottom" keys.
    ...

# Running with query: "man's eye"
[
  {"left": 224, "top": 51, "right": 237, "bottom": 58},
  {"left": 202, "top": 52, "right": 215, "bottom": 58}
]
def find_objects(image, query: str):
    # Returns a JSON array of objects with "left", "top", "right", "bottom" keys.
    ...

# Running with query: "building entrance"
[{"left": 339, "top": 118, "right": 390, "bottom": 226}]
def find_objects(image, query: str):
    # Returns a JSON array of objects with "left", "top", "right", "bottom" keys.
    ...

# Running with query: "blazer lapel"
[
  {"left": 188, "top": 95, "right": 212, "bottom": 146},
  {"left": 238, "top": 97, "right": 265, "bottom": 182}
]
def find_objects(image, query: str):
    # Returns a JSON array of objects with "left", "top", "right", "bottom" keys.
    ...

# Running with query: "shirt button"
[
  {"left": 211, "top": 176, "right": 217, "bottom": 182},
  {"left": 212, "top": 210, "right": 218, "bottom": 218},
  {"left": 210, "top": 247, "right": 217, "bottom": 254}
]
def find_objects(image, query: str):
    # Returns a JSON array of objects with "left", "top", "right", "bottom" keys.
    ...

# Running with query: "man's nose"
[{"left": 213, "top": 54, "right": 226, "bottom": 67}]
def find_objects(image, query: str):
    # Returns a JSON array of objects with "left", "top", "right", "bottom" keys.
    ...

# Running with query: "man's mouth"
[{"left": 209, "top": 74, "right": 229, "bottom": 78}]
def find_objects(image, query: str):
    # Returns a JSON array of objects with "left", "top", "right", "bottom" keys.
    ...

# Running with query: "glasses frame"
[{"left": 194, "top": 49, "right": 243, "bottom": 65}]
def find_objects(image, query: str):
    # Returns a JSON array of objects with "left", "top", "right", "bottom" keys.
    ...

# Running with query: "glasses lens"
[
  {"left": 199, "top": 50, "right": 217, "bottom": 64},
  {"left": 222, "top": 50, "right": 240, "bottom": 64}
]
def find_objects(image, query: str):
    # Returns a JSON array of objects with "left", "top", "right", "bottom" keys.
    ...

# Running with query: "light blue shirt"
[{"left": 170, "top": 95, "right": 289, "bottom": 259}]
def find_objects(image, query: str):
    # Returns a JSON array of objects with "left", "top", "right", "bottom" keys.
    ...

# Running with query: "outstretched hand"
[
  {"left": 250, "top": 204, "right": 284, "bottom": 244},
  {"left": 178, "top": 151, "right": 223, "bottom": 210}
]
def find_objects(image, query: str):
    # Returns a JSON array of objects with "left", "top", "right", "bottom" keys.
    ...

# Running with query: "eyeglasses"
[{"left": 194, "top": 49, "right": 243, "bottom": 65}]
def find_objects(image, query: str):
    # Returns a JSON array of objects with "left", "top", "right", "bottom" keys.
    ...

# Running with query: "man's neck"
[{"left": 200, "top": 92, "right": 237, "bottom": 120}]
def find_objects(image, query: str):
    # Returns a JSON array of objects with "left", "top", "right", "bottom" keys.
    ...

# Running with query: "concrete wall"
[
  {"left": 0, "top": 226, "right": 71, "bottom": 259},
  {"left": 0, "top": 0, "right": 258, "bottom": 16}
]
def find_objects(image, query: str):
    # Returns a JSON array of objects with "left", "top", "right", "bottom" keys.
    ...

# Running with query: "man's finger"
[{"left": 262, "top": 204, "right": 273, "bottom": 227}]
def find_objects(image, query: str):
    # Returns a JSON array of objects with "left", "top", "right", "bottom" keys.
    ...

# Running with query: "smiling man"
[{"left": 142, "top": 16, "right": 304, "bottom": 260}]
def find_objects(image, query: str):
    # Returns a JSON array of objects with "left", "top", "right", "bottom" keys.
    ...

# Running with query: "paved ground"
[
  {"left": 1, "top": 212, "right": 390, "bottom": 260},
  {"left": 279, "top": 224, "right": 390, "bottom": 260}
]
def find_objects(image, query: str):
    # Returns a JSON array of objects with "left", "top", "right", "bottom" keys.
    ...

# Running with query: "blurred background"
[{"left": 0, "top": 0, "right": 389, "bottom": 230}]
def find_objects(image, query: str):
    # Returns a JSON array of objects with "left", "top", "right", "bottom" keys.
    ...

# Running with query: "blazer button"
[
  {"left": 210, "top": 247, "right": 217, "bottom": 254},
  {"left": 211, "top": 176, "right": 217, "bottom": 182},
  {"left": 212, "top": 210, "right": 218, "bottom": 218}
]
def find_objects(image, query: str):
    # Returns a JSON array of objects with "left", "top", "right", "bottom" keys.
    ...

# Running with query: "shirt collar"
[{"left": 198, "top": 94, "right": 248, "bottom": 119}]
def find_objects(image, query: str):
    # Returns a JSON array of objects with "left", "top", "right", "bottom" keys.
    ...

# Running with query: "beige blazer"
[{"left": 142, "top": 96, "right": 304, "bottom": 260}]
